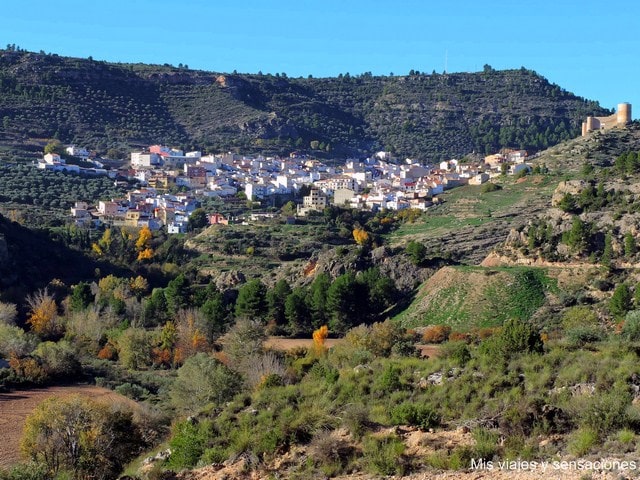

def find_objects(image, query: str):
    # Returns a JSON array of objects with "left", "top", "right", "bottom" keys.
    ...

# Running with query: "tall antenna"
[{"left": 444, "top": 49, "right": 448, "bottom": 74}]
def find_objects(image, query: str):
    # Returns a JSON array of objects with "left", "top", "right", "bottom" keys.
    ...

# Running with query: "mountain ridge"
[{"left": 0, "top": 48, "right": 609, "bottom": 160}]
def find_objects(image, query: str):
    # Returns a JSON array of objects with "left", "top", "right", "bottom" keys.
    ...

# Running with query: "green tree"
[
  {"left": 624, "top": 232, "right": 636, "bottom": 258},
  {"left": 234, "top": 279, "right": 267, "bottom": 320},
  {"left": 405, "top": 241, "right": 427, "bottom": 266},
  {"left": 565, "top": 216, "right": 589, "bottom": 254},
  {"left": 201, "top": 291, "right": 228, "bottom": 339},
  {"left": 188, "top": 208, "right": 208, "bottom": 230},
  {"left": 326, "top": 273, "right": 362, "bottom": 333},
  {"left": 165, "top": 274, "right": 190, "bottom": 315},
  {"left": 70, "top": 282, "right": 94, "bottom": 312},
  {"left": 309, "top": 273, "right": 330, "bottom": 328},
  {"left": 43, "top": 140, "right": 64, "bottom": 155},
  {"left": 284, "top": 287, "right": 311, "bottom": 336},
  {"left": 142, "top": 288, "right": 169, "bottom": 326},
  {"left": 117, "top": 328, "right": 152, "bottom": 369},
  {"left": 170, "top": 353, "right": 243, "bottom": 414},
  {"left": 610, "top": 283, "right": 632, "bottom": 318},
  {"left": 266, "top": 279, "right": 291, "bottom": 328}
]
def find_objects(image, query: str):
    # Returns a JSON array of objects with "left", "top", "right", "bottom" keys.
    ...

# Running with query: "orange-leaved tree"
[{"left": 313, "top": 325, "right": 329, "bottom": 355}]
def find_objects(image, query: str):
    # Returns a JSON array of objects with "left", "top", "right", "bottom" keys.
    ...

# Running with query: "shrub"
[
  {"left": 201, "top": 446, "right": 229, "bottom": 464},
  {"left": 610, "top": 283, "right": 632, "bottom": 318},
  {"left": 440, "top": 341, "right": 471, "bottom": 366},
  {"left": 562, "top": 306, "right": 599, "bottom": 331},
  {"left": 342, "top": 404, "right": 370, "bottom": 439},
  {"left": 361, "top": 434, "right": 406, "bottom": 476},
  {"left": 166, "top": 419, "right": 213, "bottom": 468},
  {"left": 422, "top": 325, "right": 452, "bottom": 344},
  {"left": 170, "top": 353, "right": 243, "bottom": 414},
  {"left": 0, "top": 462, "right": 48, "bottom": 480},
  {"left": 372, "top": 364, "right": 402, "bottom": 394},
  {"left": 618, "top": 429, "right": 635, "bottom": 444},
  {"left": 472, "top": 428, "right": 500, "bottom": 460},
  {"left": 621, "top": 310, "right": 640, "bottom": 341},
  {"left": 390, "top": 402, "right": 440, "bottom": 430},
  {"left": 114, "top": 382, "right": 149, "bottom": 401},
  {"left": 579, "top": 388, "right": 630, "bottom": 435},
  {"left": 310, "top": 431, "right": 354, "bottom": 475},
  {"left": 565, "top": 326, "right": 605, "bottom": 348},
  {"left": 481, "top": 182, "right": 501, "bottom": 193},
  {"left": 568, "top": 428, "right": 598, "bottom": 456},
  {"left": 500, "top": 318, "right": 544, "bottom": 356},
  {"left": 308, "top": 362, "right": 339, "bottom": 384}
]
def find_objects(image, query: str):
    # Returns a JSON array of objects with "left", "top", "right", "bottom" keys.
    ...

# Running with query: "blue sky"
[{"left": 2, "top": 0, "right": 639, "bottom": 117}]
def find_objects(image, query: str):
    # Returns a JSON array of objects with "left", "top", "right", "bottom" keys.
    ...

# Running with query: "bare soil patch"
[
  {"left": 265, "top": 337, "right": 342, "bottom": 351},
  {"left": 0, "top": 384, "right": 135, "bottom": 468}
]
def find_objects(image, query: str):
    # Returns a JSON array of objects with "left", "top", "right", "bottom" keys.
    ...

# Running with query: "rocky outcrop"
[
  {"left": 214, "top": 270, "right": 246, "bottom": 292},
  {"left": 551, "top": 180, "right": 587, "bottom": 207}
]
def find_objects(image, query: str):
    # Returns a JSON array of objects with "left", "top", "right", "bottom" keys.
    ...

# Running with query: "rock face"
[
  {"left": 551, "top": 180, "right": 587, "bottom": 207},
  {"left": 214, "top": 270, "right": 246, "bottom": 292}
]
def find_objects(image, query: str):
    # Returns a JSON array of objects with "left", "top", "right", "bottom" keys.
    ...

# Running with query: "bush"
[
  {"left": 565, "top": 326, "right": 605, "bottom": 348},
  {"left": 342, "top": 403, "right": 370, "bottom": 439},
  {"left": 372, "top": 364, "right": 402, "bottom": 394},
  {"left": 422, "top": 325, "right": 452, "bottom": 343},
  {"left": 480, "top": 318, "right": 543, "bottom": 361},
  {"left": 481, "top": 182, "right": 501, "bottom": 193},
  {"left": 610, "top": 283, "right": 632, "bottom": 318},
  {"left": 170, "top": 353, "right": 243, "bottom": 414},
  {"left": 579, "top": 388, "right": 630, "bottom": 435},
  {"left": 440, "top": 341, "right": 471, "bottom": 366},
  {"left": 622, "top": 310, "right": 640, "bottom": 341},
  {"left": 562, "top": 306, "right": 599, "bottom": 331},
  {"left": 0, "top": 462, "right": 48, "bottom": 480},
  {"left": 361, "top": 434, "right": 406, "bottom": 476},
  {"left": 166, "top": 419, "right": 213, "bottom": 468},
  {"left": 114, "top": 382, "right": 149, "bottom": 401},
  {"left": 310, "top": 431, "right": 354, "bottom": 475},
  {"left": 472, "top": 428, "right": 500, "bottom": 460},
  {"left": 390, "top": 402, "right": 440, "bottom": 430},
  {"left": 568, "top": 428, "right": 598, "bottom": 456}
]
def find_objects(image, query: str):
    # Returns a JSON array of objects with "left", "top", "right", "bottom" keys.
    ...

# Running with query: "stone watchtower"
[{"left": 582, "top": 103, "right": 632, "bottom": 136}]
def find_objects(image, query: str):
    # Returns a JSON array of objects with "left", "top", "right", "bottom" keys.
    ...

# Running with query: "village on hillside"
[{"left": 51, "top": 144, "right": 535, "bottom": 233}]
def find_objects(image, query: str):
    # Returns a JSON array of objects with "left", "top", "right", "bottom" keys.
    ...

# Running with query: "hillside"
[
  {"left": 0, "top": 49, "right": 609, "bottom": 160},
  {"left": 392, "top": 123, "right": 640, "bottom": 331}
]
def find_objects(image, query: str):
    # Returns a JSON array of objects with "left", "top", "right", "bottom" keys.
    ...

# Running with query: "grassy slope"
[{"left": 387, "top": 132, "right": 609, "bottom": 330}]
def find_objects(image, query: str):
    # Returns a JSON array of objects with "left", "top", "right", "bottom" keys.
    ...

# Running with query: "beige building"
[
  {"left": 297, "top": 189, "right": 327, "bottom": 216},
  {"left": 582, "top": 103, "right": 632, "bottom": 136}
]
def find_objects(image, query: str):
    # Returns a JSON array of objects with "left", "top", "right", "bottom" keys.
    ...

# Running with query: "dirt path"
[{"left": 0, "top": 384, "right": 135, "bottom": 468}]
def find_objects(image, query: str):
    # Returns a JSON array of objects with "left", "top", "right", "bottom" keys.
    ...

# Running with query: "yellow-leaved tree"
[
  {"left": 26, "top": 288, "right": 61, "bottom": 338},
  {"left": 352, "top": 228, "right": 370, "bottom": 246},
  {"left": 136, "top": 226, "right": 154, "bottom": 261}
]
